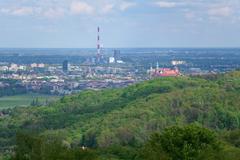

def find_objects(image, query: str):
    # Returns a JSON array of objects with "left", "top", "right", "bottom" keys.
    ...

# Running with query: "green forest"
[{"left": 1, "top": 71, "right": 240, "bottom": 159}]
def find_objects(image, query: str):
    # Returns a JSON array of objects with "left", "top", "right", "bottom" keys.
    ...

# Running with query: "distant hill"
[{"left": 1, "top": 71, "right": 240, "bottom": 152}]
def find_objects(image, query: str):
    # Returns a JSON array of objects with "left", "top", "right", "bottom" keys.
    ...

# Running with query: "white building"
[
  {"left": 31, "top": 63, "right": 38, "bottom": 68},
  {"left": 0, "top": 66, "right": 8, "bottom": 71},
  {"left": 116, "top": 60, "right": 124, "bottom": 64},
  {"left": 171, "top": 60, "right": 186, "bottom": 66},
  {"left": 18, "top": 65, "right": 27, "bottom": 70},
  {"left": 9, "top": 64, "right": 18, "bottom": 71},
  {"left": 38, "top": 63, "right": 45, "bottom": 68},
  {"left": 109, "top": 57, "right": 115, "bottom": 63}
]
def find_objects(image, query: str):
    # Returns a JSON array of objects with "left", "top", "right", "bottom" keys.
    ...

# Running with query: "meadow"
[{"left": 0, "top": 94, "right": 60, "bottom": 109}]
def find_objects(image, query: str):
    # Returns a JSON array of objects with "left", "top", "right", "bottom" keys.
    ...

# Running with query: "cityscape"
[
  {"left": 0, "top": 0, "right": 240, "bottom": 159},
  {"left": 0, "top": 47, "right": 240, "bottom": 96},
  {"left": 0, "top": 28, "right": 239, "bottom": 97},
  {"left": 0, "top": 49, "right": 240, "bottom": 95}
]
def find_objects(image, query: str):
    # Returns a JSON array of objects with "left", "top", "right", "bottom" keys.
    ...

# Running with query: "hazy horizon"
[{"left": 0, "top": 47, "right": 240, "bottom": 49}]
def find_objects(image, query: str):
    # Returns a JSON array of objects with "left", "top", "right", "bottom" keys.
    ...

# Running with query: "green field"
[{"left": 0, "top": 94, "right": 60, "bottom": 109}]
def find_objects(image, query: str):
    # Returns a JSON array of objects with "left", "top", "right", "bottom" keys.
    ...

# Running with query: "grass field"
[{"left": 0, "top": 94, "right": 60, "bottom": 110}]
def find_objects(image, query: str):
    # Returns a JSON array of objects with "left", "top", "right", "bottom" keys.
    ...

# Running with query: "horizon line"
[{"left": 0, "top": 47, "right": 240, "bottom": 49}]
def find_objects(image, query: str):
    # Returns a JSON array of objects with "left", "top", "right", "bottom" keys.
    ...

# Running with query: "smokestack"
[{"left": 97, "top": 26, "right": 101, "bottom": 59}]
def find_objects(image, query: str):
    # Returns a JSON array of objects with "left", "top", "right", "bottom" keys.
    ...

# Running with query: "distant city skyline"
[{"left": 0, "top": 0, "right": 240, "bottom": 48}]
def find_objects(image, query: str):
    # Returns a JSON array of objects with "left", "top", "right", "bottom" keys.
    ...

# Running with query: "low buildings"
[{"left": 150, "top": 68, "right": 180, "bottom": 77}]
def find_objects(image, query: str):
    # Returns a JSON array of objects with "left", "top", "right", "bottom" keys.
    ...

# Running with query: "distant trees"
[
  {"left": 81, "top": 130, "right": 97, "bottom": 148},
  {"left": 12, "top": 132, "right": 98, "bottom": 160},
  {"left": 0, "top": 79, "right": 26, "bottom": 97},
  {"left": 140, "top": 125, "right": 220, "bottom": 160},
  {"left": 11, "top": 125, "right": 240, "bottom": 160},
  {"left": 222, "top": 129, "right": 240, "bottom": 148},
  {"left": 30, "top": 98, "right": 41, "bottom": 107}
]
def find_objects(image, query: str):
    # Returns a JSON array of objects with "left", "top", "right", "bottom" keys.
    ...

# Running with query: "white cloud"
[
  {"left": 0, "top": 0, "right": 236, "bottom": 21},
  {"left": 0, "top": 6, "right": 66, "bottom": 18},
  {"left": 11, "top": 7, "right": 33, "bottom": 16},
  {"left": 155, "top": 1, "right": 177, "bottom": 8},
  {"left": 208, "top": 6, "right": 233, "bottom": 17},
  {"left": 43, "top": 8, "right": 65, "bottom": 19},
  {"left": 70, "top": 1, "right": 94, "bottom": 15},
  {"left": 102, "top": 4, "right": 114, "bottom": 14},
  {"left": 119, "top": 2, "right": 136, "bottom": 11}
]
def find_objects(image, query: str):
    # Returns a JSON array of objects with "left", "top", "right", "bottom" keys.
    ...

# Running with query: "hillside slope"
[{"left": 1, "top": 71, "right": 240, "bottom": 151}]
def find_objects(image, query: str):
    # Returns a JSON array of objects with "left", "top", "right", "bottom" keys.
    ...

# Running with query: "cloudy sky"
[{"left": 0, "top": 0, "right": 240, "bottom": 48}]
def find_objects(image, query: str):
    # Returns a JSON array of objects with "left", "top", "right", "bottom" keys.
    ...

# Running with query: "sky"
[{"left": 0, "top": 0, "right": 240, "bottom": 48}]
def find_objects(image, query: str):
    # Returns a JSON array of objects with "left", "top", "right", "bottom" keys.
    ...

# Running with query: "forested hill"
[{"left": 1, "top": 71, "right": 240, "bottom": 152}]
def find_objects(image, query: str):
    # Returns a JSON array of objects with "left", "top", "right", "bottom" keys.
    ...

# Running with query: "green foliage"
[
  {"left": 140, "top": 125, "right": 219, "bottom": 160},
  {"left": 0, "top": 71, "right": 240, "bottom": 159},
  {"left": 222, "top": 129, "right": 240, "bottom": 148},
  {"left": 81, "top": 130, "right": 97, "bottom": 148},
  {"left": 12, "top": 132, "right": 98, "bottom": 160},
  {"left": 98, "top": 145, "right": 138, "bottom": 160}
]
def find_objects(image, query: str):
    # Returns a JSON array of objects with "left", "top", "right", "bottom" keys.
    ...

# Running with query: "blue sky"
[{"left": 0, "top": 0, "right": 240, "bottom": 48}]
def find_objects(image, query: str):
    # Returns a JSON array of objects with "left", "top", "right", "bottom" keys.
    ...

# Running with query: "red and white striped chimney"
[{"left": 97, "top": 27, "right": 100, "bottom": 58}]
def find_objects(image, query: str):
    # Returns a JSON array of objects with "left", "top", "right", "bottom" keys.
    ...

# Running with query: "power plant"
[{"left": 96, "top": 26, "right": 102, "bottom": 63}]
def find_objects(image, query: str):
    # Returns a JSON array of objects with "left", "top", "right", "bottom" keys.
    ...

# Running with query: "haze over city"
[{"left": 0, "top": 0, "right": 240, "bottom": 48}]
